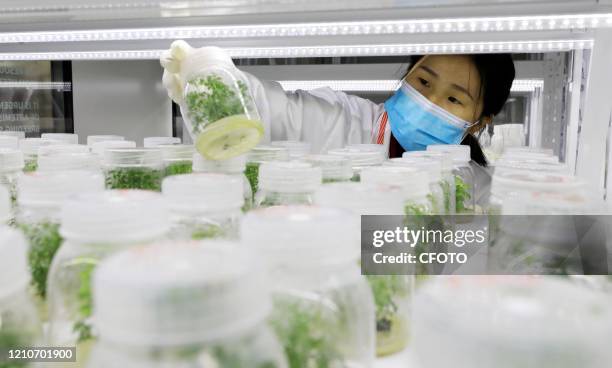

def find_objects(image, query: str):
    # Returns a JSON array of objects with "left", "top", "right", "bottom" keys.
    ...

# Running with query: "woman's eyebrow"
[
  {"left": 450, "top": 83, "right": 475, "bottom": 101},
  {"left": 418, "top": 65, "right": 439, "bottom": 78}
]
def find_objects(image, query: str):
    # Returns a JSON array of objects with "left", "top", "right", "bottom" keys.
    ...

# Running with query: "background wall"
[{"left": 72, "top": 60, "right": 172, "bottom": 145}]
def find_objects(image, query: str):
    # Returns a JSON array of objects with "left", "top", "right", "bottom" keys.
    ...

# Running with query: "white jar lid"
[
  {"left": 386, "top": 157, "right": 442, "bottom": 183},
  {"left": 18, "top": 170, "right": 104, "bottom": 208},
  {"left": 360, "top": 165, "right": 430, "bottom": 198},
  {"left": 492, "top": 171, "right": 584, "bottom": 198},
  {"left": 103, "top": 148, "right": 163, "bottom": 168},
  {"left": 40, "top": 133, "right": 78, "bottom": 145},
  {"left": 328, "top": 146, "right": 385, "bottom": 167},
  {"left": 247, "top": 145, "right": 289, "bottom": 163},
  {"left": 192, "top": 153, "right": 246, "bottom": 174},
  {"left": 270, "top": 140, "right": 312, "bottom": 159},
  {"left": 427, "top": 144, "right": 470, "bottom": 163},
  {"left": 0, "top": 136, "right": 19, "bottom": 150},
  {"left": 94, "top": 241, "right": 270, "bottom": 346},
  {"left": 0, "top": 148, "right": 24, "bottom": 172},
  {"left": 402, "top": 150, "right": 453, "bottom": 172},
  {"left": 19, "top": 138, "right": 62, "bottom": 155},
  {"left": 60, "top": 190, "right": 170, "bottom": 244},
  {"left": 241, "top": 205, "right": 359, "bottom": 267},
  {"left": 143, "top": 136, "right": 181, "bottom": 148},
  {"left": 37, "top": 152, "right": 99, "bottom": 172},
  {"left": 0, "top": 185, "right": 10, "bottom": 223},
  {"left": 87, "top": 135, "right": 125, "bottom": 147},
  {"left": 0, "top": 227, "right": 29, "bottom": 299},
  {"left": 39, "top": 144, "right": 89, "bottom": 155},
  {"left": 314, "top": 182, "right": 407, "bottom": 215},
  {"left": 305, "top": 154, "right": 353, "bottom": 181},
  {"left": 162, "top": 173, "right": 243, "bottom": 213},
  {"left": 158, "top": 144, "right": 194, "bottom": 162},
  {"left": 0, "top": 131, "right": 25, "bottom": 140},
  {"left": 91, "top": 140, "right": 137, "bottom": 157},
  {"left": 258, "top": 161, "right": 322, "bottom": 193}
]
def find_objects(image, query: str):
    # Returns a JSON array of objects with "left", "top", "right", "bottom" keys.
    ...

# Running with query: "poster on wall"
[{"left": 0, "top": 61, "right": 72, "bottom": 137}]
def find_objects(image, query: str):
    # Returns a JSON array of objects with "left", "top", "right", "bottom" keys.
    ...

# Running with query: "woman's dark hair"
[{"left": 391, "top": 54, "right": 515, "bottom": 166}]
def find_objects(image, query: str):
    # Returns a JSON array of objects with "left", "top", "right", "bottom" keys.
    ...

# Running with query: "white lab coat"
[{"left": 245, "top": 73, "right": 390, "bottom": 154}]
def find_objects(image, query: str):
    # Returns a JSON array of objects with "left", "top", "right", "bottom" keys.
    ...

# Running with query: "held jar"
[
  {"left": 245, "top": 145, "right": 289, "bottom": 198},
  {"left": 193, "top": 153, "right": 253, "bottom": 211},
  {"left": 179, "top": 47, "right": 264, "bottom": 160},
  {"left": 102, "top": 148, "right": 164, "bottom": 191},
  {"left": 47, "top": 190, "right": 170, "bottom": 365},
  {"left": 254, "top": 161, "right": 322, "bottom": 208},
  {"left": 242, "top": 206, "right": 375, "bottom": 368},
  {"left": 87, "top": 241, "right": 287, "bottom": 368},
  {"left": 162, "top": 173, "right": 243, "bottom": 240}
]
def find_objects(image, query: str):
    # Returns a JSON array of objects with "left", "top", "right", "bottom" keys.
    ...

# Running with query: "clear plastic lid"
[
  {"left": 91, "top": 140, "right": 137, "bottom": 157},
  {"left": 314, "top": 182, "right": 407, "bottom": 215},
  {"left": 87, "top": 135, "right": 125, "bottom": 147},
  {"left": 270, "top": 140, "right": 312, "bottom": 159},
  {"left": 0, "top": 227, "right": 29, "bottom": 299},
  {"left": 360, "top": 166, "right": 430, "bottom": 198},
  {"left": 143, "top": 136, "right": 181, "bottom": 148},
  {"left": 162, "top": 173, "right": 243, "bottom": 213},
  {"left": 305, "top": 154, "right": 353, "bottom": 182},
  {"left": 247, "top": 145, "right": 289, "bottom": 163},
  {"left": 39, "top": 144, "right": 89, "bottom": 156},
  {"left": 491, "top": 171, "right": 585, "bottom": 198},
  {"left": 0, "top": 148, "right": 24, "bottom": 172},
  {"left": 0, "top": 131, "right": 26, "bottom": 140},
  {"left": 386, "top": 157, "right": 442, "bottom": 183},
  {"left": 103, "top": 148, "right": 163, "bottom": 168},
  {"left": 402, "top": 150, "right": 453, "bottom": 173},
  {"left": 60, "top": 190, "right": 170, "bottom": 244},
  {"left": 19, "top": 138, "right": 62, "bottom": 155},
  {"left": 0, "top": 185, "right": 10, "bottom": 223},
  {"left": 327, "top": 146, "right": 385, "bottom": 167},
  {"left": 158, "top": 144, "right": 194, "bottom": 162},
  {"left": 18, "top": 170, "right": 105, "bottom": 209},
  {"left": 192, "top": 153, "right": 246, "bottom": 174},
  {"left": 258, "top": 161, "right": 322, "bottom": 193},
  {"left": 427, "top": 144, "right": 470, "bottom": 164},
  {"left": 40, "top": 133, "right": 79, "bottom": 145},
  {"left": 241, "top": 205, "right": 359, "bottom": 267},
  {"left": 0, "top": 136, "right": 19, "bottom": 150},
  {"left": 94, "top": 240, "right": 270, "bottom": 346},
  {"left": 414, "top": 276, "right": 612, "bottom": 354},
  {"left": 37, "top": 152, "right": 99, "bottom": 172}
]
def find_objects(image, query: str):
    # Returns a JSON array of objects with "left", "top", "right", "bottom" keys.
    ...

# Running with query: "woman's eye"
[
  {"left": 418, "top": 78, "right": 430, "bottom": 87},
  {"left": 448, "top": 96, "right": 462, "bottom": 105}
]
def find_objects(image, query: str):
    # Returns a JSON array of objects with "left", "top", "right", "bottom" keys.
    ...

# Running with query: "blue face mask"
[{"left": 384, "top": 82, "right": 475, "bottom": 151}]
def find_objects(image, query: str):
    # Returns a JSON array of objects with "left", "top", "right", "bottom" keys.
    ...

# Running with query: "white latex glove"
[{"left": 160, "top": 40, "right": 194, "bottom": 105}]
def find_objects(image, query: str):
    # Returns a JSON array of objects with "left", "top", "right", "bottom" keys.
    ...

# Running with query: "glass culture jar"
[
  {"left": 162, "top": 173, "right": 243, "bottom": 240},
  {"left": 90, "top": 140, "right": 137, "bottom": 170},
  {"left": 192, "top": 153, "right": 253, "bottom": 211},
  {"left": 102, "top": 148, "right": 164, "bottom": 191},
  {"left": 305, "top": 154, "right": 353, "bottom": 183},
  {"left": 413, "top": 276, "right": 612, "bottom": 368},
  {"left": 270, "top": 140, "right": 312, "bottom": 159},
  {"left": 0, "top": 135, "right": 19, "bottom": 150},
  {"left": 16, "top": 171, "right": 105, "bottom": 315},
  {"left": 179, "top": 47, "right": 264, "bottom": 160},
  {"left": 19, "top": 138, "right": 62, "bottom": 172},
  {"left": 503, "top": 146, "right": 554, "bottom": 156},
  {"left": 0, "top": 227, "right": 41, "bottom": 356},
  {"left": 254, "top": 161, "right": 322, "bottom": 208},
  {"left": 241, "top": 206, "right": 375, "bottom": 368},
  {"left": 41, "top": 133, "right": 79, "bottom": 145},
  {"left": 245, "top": 145, "right": 289, "bottom": 197},
  {"left": 0, "top": 148, "right": 24, "bottom": 206},
  {"left": 314, "top": 182, "right": 415, "bottom": 357},
  {"left": 427, "top": 145, "right": 476, "bottom": 214},
  {"left": 47, "top": 190, "right": 170, "bottom": 365},
  {"left": 37, "top": 150, "right": 100, "bottom": 173},
  {"left": 494, "top": 158, "right": 569, "bottom": 176},
  {"left": 87, "top": 241, "right": 287, "bottom": 368},
  {"left": 158, "top": 144, "right": 194, "bottom": 177},
  {"left": 143, "top": 136, "right": 181, "bottom": 148},
  {"left": 86, "top": 135, "right": 125, "bottom": 147},
  {"left": 327, "top": 145, "right": 385, "bottom": 182},
  {"left": 403, "top": 150, "right": 456, "bottom": 215},
  {"left": 0, "top": 185, "right": 10, "bottom": 225}
]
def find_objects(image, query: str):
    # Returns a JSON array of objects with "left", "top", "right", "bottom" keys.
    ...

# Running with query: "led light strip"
[
  {"left": 278, "top": 79, "right": 543, "bottom": 93},
  {"left": 0, "top": 39, "right": 593, "bottom": 61},
  {"left": 0, "top": 81, "right": 72, "bottom": 90},
  {"left": 0, "top": 13, "right": 610, "bottom": 44}
]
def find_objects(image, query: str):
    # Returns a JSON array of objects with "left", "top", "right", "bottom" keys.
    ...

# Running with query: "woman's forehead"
[{"left": 418, "top": 55, "right": 482, "bottom": 98}]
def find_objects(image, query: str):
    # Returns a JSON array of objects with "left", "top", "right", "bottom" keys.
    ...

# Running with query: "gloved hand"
[{"left": 160, "top": 40, "right": 194, "bottom": 105}]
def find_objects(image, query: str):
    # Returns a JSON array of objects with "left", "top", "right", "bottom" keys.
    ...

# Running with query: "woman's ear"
[{"left": 469, "top": 114, "right": 493, "bottom": 134}]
